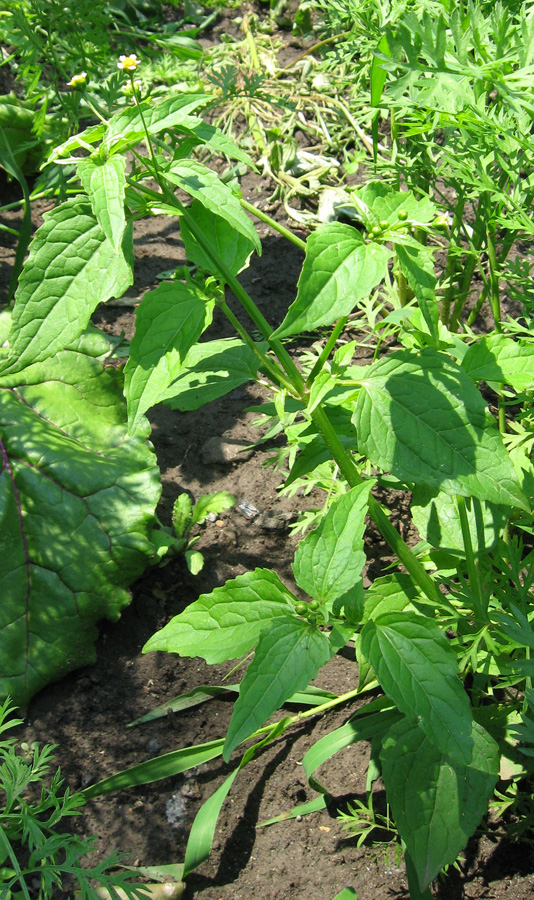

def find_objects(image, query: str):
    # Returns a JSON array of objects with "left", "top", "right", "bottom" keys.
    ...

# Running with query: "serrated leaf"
[
  {"left": 292, "top": 482, "right": 373, "bottom": 602},
  {"left": 395, "top": 243, "right": 439, "bottom": 342},
  {"left": 143, "top": 568, "right": 296, "bottom": 663},
  {"left": 462, "top": 334, "right": 534, "bottom": 392},
  {"left": 353, "top": 348, "right": 527, "bottom": 510},
  {"left": 381, "top": 717, "right": 499, "bottom": 891},
  {"left": 352, "top": 183, "right": 437, "bottom": 226},
  {"left": 78, "top": 155, "right": 127, "bottom": 252},
  {"left": 124, "top": 281, "right": 214, "bottom": 433},
  {"left": 160, "top": 338, "right": 261, "bottom": 411},
  {"left": 103, "top": 93, "right": 209, "bottom": 152},
  {"left": 167, "top": 161, "right": 261, "bottom": 252},
  {"left": 361, "top": 573, "right": 419, "bottom": 624},
  {"left": 411, "top": 487, "right": 508, "bottom": 556},
  {"left": 177, "top": 117, "right": 255, "bottom": 168},
  {"left": 361, "top": 612, "right": 473, "bottom": 764},
  {"left": 181, "top": 199, "right": 256, "bottom": 276},
  {"left": 272, "top": 223, "right": 390, "bottom": 338},
  {"left": 223, "top": 617, "right": 332, "bottom": 760},
  {"left": 49, "top": 123, "right": 106, "bottom": 162},
  {"left": 0, "top": 199, "right": 133, "bottom": 376},
  {"left": 0, "top": 352, "right": 160, "bottom": 708}
]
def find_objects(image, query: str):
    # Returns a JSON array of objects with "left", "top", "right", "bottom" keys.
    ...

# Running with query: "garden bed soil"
[{"left": 2, "top": 9, "right": 534, "bottom": 899}]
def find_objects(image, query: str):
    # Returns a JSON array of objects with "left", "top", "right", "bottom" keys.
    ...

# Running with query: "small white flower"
[
  {"left": 66, "top": 71, "right": 87, "bottom": 88},
  {"left": 117, "top": 54, "right": 140, "bottom": 72}
]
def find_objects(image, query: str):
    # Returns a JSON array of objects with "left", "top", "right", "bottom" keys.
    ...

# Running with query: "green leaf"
[
  {"left": 395, "top": 243, "right": 439, "bottom": 342},
  {"left": 462, "top": 334, "right": 534, "bottom": 392},
  {"left": 0, "top": 199, "right": 133, "bottom": 376},
  {"left": 183, "top": 768, "right": 239, "bottom": 876},
  {"left": 124, "top": 280, "right": 214, "bottom": 433},
  {"left": 178, "top": 117, "right": 255, "bottom": 167},
  {"left": 78, "top": 155, "right": 127, "bottom": 253},
  {"left": 167, "top": 161, "right": 261, "bottom": 252},
  {"left": 0, "top": 349, "right": 136, "bottom": 448},
  {"left": 361, "top": 612, "right": 473, "bottom": 764},
  {"left": 302, "top": 705, "right": 401, "bottom": 794},
  {"left": 83, "top": 738, "right": 225, "bottom": 799},
  {"left": 129, "top": 682, "right": 338, "bottom": 726},
  {"left": 272, "top": 224, "right": 390, "bottom": 338},
  {"left": 49, "top": 123, "right": 106, "bottom": 162},
  {"left": 0, "top": 351, "right": 160, "bottom": 708},
  {"left": 192, "top": 491, "right": 235, "bottom": 524},
  {"left": 381, "top": 717, "right": 499, "bottom": 891},
  {"left": 103, "top": 93, "right": 209, "bottom": 152},
  {"left": 259, "top": 794, "right": 328, "bottom": 826},
  {"left": 361, "top": 574, "right": 419, "bottom": 624},
  {"left": 223, "top": 617, "right": 332, "bottom": 760},
  {"left": 143, "top": 569, "right": 296, "bottom": 663},
  {"left": 181, "top": 199, "right": 256, "bottom": 277},
  {"left": 160, "top": 338, "right": 261, "bottom": 411},
  {"left": 353, "top": 348, "right": 527, "bottom": 510},
  {"left": 292, "top": 482, "right": 373, "bottom": 602},
  {"left": 411, "top": 487, "right": 508, "bottom": 556}
]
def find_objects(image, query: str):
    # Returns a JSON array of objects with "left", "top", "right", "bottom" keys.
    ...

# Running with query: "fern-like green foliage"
[{"left": 0, "top": 698, "right": 143, "bottom": 900}]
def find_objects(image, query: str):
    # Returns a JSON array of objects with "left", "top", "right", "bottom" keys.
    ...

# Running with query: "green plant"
[
  {"left": 6, "top": 21, "right": 534, "bottom": 896},
  {"left": 0, "top": 697, "right": 144, "bottom": 900},
  {"left": 151, "top": 490, "right": 236, "bottom": 575}
]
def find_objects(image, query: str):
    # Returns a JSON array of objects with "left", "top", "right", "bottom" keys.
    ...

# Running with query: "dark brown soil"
[{"left": 3, "top": 10, "right": 534, "bottom": 899}]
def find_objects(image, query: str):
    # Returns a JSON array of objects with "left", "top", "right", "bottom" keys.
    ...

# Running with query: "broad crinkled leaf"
[
  {"left": 0, "top": 199, "right": 133, "bottom": 376},
  {"left": 78, "top": 155, "right": 127, "bottom": 252},
  {"left": 411, "top": 487, "right": 508, "bottom": 556},
  {"left": 353, "top": 348, "right": 527, "bottom": 510},
  {"left": 223, "top": 617, "right": 332, "bottom": 760},
  {"left": 292, "top": 482, "right": 373, "bottom": 602},
  {"left": 0, "top": 351, "right": 160, "bottom": 708},
  {"left": 462, "top": 334, "right": 534, "bottom": 392},
  {"left": 167, "top": 161, "right": 261, "bottom": 252},
  {"left": 272, "top": 223, "right": 390, "bottom": 339},
  {"left": 124, "top": 280, "right": 214, "bottom": 433},
  {"left": 361, "top": 612, "right": 473, "bottom": 764},
  {"left": 161, "top": 338, "right": 261, "bottom": 411},
  {"left": 0, "top": 350, "right": 139, "bottom": 448},
  {"left": 381, "top": 717, "right": 499, "bottom": 891},
  {"left": 181, "top": 200, "right": 256, "bottom": 277},
  {"left": 143, "top": 569, "right": 296, "bottom": 664}
]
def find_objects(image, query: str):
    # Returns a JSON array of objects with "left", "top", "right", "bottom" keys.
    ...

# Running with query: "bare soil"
[{"left": 2, "top": 8, "right": 534, "bottom": 899}]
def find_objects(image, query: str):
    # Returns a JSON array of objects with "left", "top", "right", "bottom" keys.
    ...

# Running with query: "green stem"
[
  {"left": 456, "top": 495, "right": 487, "bottom": 623},
  {"left": 240, "top": 199, "right": 307, "bottom": 251},
  {"left": 277, "top": 31, "right": 352, "bottom": 74},
  {"left": 0, "top": 830, "right": 32, "bottom": 900},
  {"left": 449, "top": 202, "right": 487, "bottom": 332},
  {"left": 307, "top": 317, "right": 348, "bottom": 386},
  {"left": 216, "top": 297, "right": 298, "bottom": 395},
  {"left": 311, "top": 406, "right": 442, "bottom": 607},
  {"left": 242, "top": 14, "right": 261, "bottom": 70},
  {"left": 439, "top": 195, "right": 466, "bottom": 326}
]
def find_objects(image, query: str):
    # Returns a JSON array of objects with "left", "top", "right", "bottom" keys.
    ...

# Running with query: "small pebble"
[
  {"left": 147, "top": 738, "right": 163, "bottom": 754},
  {"left": 296, "top": 815, "right": 303, "bottom": 822}
]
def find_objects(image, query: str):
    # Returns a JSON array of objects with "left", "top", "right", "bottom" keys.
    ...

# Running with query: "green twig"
[
  {"left": 240, "top": 199, "right": 307, "bottom": 251},
  {"left": 307, "top": 317, "right": 348, "bottom": 386}
]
